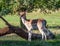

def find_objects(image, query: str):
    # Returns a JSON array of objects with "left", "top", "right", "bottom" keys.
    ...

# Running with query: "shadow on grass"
[
  {"left": 0, "top": 40, "right": 60, "bottom": 46},
  {"left": 55, "top": 34, "right": 60, "bottom": 39},
  {"left": 47, "top": 25, "right": 60, "bottom": 29}
]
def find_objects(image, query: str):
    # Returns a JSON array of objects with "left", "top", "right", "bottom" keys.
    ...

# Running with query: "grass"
[{"left": 0, "top": 11, "right": 60, "bottom": 46}]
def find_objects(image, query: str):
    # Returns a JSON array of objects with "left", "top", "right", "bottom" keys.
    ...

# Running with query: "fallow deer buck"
[{"left": 18, "top": 8, "right": 55, "bottom": 41}]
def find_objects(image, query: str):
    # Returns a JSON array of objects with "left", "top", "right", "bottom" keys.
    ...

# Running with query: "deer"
[{"left": 18, "top": 8, "right": 50, "bottom": 41}]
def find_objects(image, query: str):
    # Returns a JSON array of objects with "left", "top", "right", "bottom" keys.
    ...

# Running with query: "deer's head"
[
  {"left": 18, "top": 7, "right": 27, "bottom": 17},
  {"left": 19, "top": 11, "right": 26, "bottom": 17}
]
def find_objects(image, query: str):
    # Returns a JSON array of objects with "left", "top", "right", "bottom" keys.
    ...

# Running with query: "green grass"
[
  {"left": 0, "top": 11, "right": 60, "bottom": 46},
  {"left": 0, "top": 15, "right": 20, "bottom": 28},
  {"left": 0, "top": 34, "right": 60, "bottom": 46},
  {"left": 0, "top": 35, "right": 60, "bottom": 46}
]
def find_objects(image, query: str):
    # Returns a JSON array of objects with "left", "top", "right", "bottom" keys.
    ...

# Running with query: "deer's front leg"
[
  {"left": 41, "top": 33, "right": 45, "bottom": 40},
  {"left": 25, "top": 23, "right": 32, "bottom": 41},
  {"left": 41, "top": 28, "right": 47, "bottom": 40},
  {"left": 28, "top": 30, "right": 32, "bottom": 41}
]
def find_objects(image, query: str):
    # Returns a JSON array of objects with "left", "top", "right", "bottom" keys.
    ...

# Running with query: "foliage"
[
  {"left": 0, "top": 0, "right": 19, "bottom": 15},
  {"left": 0, "top": 0, "right": 60, "bottom": 15}
]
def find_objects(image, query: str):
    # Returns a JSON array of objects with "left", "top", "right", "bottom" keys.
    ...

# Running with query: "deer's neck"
[{"left": 20, "top": 16, "right": 27, "bottom": 24}]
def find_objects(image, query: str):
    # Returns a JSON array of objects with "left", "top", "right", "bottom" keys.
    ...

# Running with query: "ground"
[{"left": 0, "top": 11, "right": 60, "bottom": 46}]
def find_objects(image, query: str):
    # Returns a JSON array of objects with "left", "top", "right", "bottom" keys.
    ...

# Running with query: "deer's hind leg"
[
  {"left": 37, "top": 23, "right": 45, "bottom": 40},
  {"left": 38, "top": 28, "right": 45, "bottom": 40}
]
